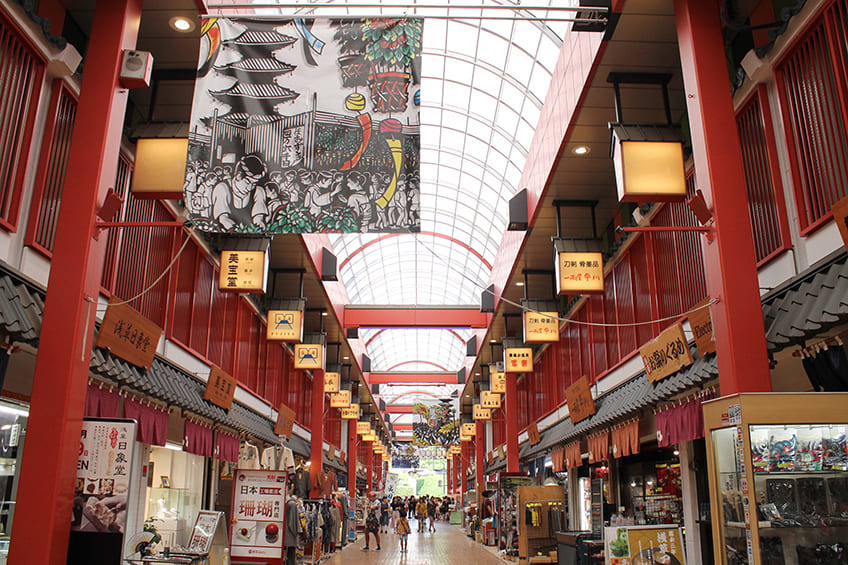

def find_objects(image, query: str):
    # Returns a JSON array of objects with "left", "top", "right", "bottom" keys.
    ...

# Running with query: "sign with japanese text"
[
  {"left": 604, "top": 525, "right": 686, "bottom": 565},
  {"left": 293, "top": 343, "right": 324, "bottom": 370},
  {"left": 639, "top": 323, "right": 693, "bottom": 383},
  {"left": 274, "top": 403, "right": 296, "bottom": 439},
  {"left": 219, "top": 250, "right": 269, "bottom": 293},
  {"left": 339, "top": 451, "right": 346, "bottom": 466},
  {"left": 363, "top": 432, "right": 375, "bottom": 442},
  {"left": 556, "top": 251, "right": 604, "bottom": 294},
  {"left": 523, "top": 311, "right": 560, "bottom": 343},
  {"left": 527, "top": 421, "right": 541, "bottom": 446},
  {"left": 833, "top": 195, "right": 848, "bottom": 252},
  {"left": 460, "top": 432, "right": 472, "bottom": 442},
  {"left": 357, "top": 421, "right": 371, "bottom": 435},
  {"left": 341, "top": 403, "right": 359, "bottom": 419},
  {"left": 565, "top": 375, "right": 596, "bottom": 424},
  {"left": 230, "top": 469, "right": 286, "bottom": 559},
  {"left": 72, "top": 419, "right": 137, "bottom": 539},
  {"left": 461, "top": 423, "right": 476, "bottom": 436},
  {"left": 505, "top": 347, "right": 534, "bottom": 373},
  {"left": 327, "top": 447, "right": 335, "bottom": 461},
  {"left": 324, "top": 371, "right": 340, "bottom": 394},
  {"left": 481, "top": 390, "right": 501, "bottom": 409},
  {"left": 487, "top": 451, "right": 494, "bottom": 466},
  {"left": 473, "top": 404, "right": 491, "bottom": 420},
  {"left": 491, "top": 366, "right": 506, "bottom": 394},
  {"left": 688, "top": 298, "right": 715, "bottom": 356},
  {"left": 330, "top": 390, "right": 351, "bottom": 408},
  {"left": 95, "top": 297, "right": 163, "bottom": 370},
  {"left": 266, "top": 309, "right": 303, "bottom": 342},
  {"left": 203, "top": 365, "right": 236, "bottom": 410},
  {"left": 497, "top": 445, "right": 505, "bottom": 460},
  {"left": 186, "top": 511, "right": 224, "bottom": 554}
]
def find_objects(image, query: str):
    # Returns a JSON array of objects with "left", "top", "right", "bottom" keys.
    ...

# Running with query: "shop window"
[
  {"left": 144, "top": 445, "right": 206, "bottom": 548},
  {"left": 0, "top": 401, "right": 28, "bottom": 561}
]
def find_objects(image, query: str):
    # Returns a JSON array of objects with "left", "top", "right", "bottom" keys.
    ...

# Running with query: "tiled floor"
[{"left": 323, "top": 523, "right": 505, "bottom": 565}]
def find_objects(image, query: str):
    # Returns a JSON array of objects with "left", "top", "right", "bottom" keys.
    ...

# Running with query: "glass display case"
[{"left": 704, "top": 393, "right": 848, "bottom": 565}]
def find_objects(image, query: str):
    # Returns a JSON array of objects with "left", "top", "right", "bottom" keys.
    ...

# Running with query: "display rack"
[
  {"left": 517, "top": 485, "right": 565, "bottom": 565},
  {"left": 632, "top": 494, "right": 682, "bottom": 525},
  {"left": 496, "top": 472, "right": 540, "bottom": 554}
]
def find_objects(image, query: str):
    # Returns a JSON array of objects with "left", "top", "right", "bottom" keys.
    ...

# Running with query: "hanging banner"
[
  {"left": 481, "top": 390, "right": 501, "bottom": 409},
  {"left": 267, "top": 309, "right": 303, "bottom": 342},
  {"left": 185, "top": 17, "right": 422, "bottom": 234},
  {"left": 604, "top": 525, "right": 686, "bottom": 565},
  {"left": 565, "top": 375, "right": 596, "bottom": 424},
  {"left": 230, "top": 469, "right": 286, "bottom": 559},
  {"left": 523, "top": 311, "right": 560, "bottom": 343},
  {"left": 203, "top": 365, "right": 237, "bottom": 410},
  {"left": 293, "top": 343, "right": 324, "bottom": 370},
  {"left": 505, "top": 347, "right": 533, "bottom": 373},
  {"left": 69, "top": 418, "right": 137, "bottom": 564},
  {"left": 490, "top": 366, "right": 506, "bottom": 394},
  {"left": 324, "top": 371, "right": 340, "bottom": 394},
  {"left": 688, "top": 298, "right": 715, "bottom": 356},
  {"left": 95, "top": 297, "right": 163, "bottom": 370},
  {"left": 639, "top": 323, "right": 693, "bottom": 383}
]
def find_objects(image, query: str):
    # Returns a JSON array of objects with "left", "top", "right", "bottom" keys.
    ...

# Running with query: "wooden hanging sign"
[
  {"left": 527, "top": 421, "right": 541, "bottom": 446},
  {"left": 639, "top": 323, "right": 694, "bottom": 383},
  {"left": 275, "top": 403, "right": 296, "bottom": 439},
  {"left": 203, "top": 365, "right": 236, "bottom": 410},
  {"left": 688, "top": 298, "right": 716, "bottom": 356},
  {"left": 565, "top": 375, "right": 596, "bottom": 424},
  {"left": 95, "top": 297, "right": 163, "bottom": 370}
]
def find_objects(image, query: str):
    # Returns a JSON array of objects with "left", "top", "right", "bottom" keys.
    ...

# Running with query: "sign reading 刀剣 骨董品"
[
  {"left": 95, "top": 297, "right": 163, "bottom": 370},
  {"left": 556, "top": 251, "right": 604, "bottom": 294},
  {"left": 523, "top": 311, "right": 560, "bottom": 343},
  {"left": 230, "top": 469, "right": 286, "bottom": 559},
  {"left": 639, "top": 323, "right": 693, "bottom": 383},
  {"left": 184, "top": 17, "right": 422, "bottom": 235}
]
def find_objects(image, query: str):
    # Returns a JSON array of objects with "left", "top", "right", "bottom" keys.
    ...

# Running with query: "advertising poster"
[
  {"left": 604, "top": 525, "right": 685, "bottom": 565},
  {"left": 231, "top": 469, "right": 287, "bottom": 559}
]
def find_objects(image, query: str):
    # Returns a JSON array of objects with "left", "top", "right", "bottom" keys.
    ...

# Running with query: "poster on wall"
[
  {"left": 184, "top": 17, "right": 422, "bottom": 234},
  {"left": 230, "top": 469, "right": 287, "bottom": 559},
  {"left": 604, "top": 525, "right": 685, "bottom": 565}
]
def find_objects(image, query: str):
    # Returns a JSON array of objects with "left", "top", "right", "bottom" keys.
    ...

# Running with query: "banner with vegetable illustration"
[{"left": 604, "top": 525, "right": 685, "bottom": 565}]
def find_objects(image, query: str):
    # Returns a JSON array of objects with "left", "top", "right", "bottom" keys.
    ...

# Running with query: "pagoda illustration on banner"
[{"left": 184, "top": 17, "right": 422, "bottom": 234}]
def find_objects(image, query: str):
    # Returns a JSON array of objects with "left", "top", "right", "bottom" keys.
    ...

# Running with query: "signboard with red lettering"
[
  {"left": 230, "top": 469, "right": 286, "bottom": 559},
  {"left": 639, "top": 323, "right": 693, "bottom": 383},
  {"left": 203, "top": 365, "right": 236, "bottom": 410},
  {"left": 565, "top": 375, "right": 596, "bottom": 424},
  {"left": 95, "top": 297, "right": 163, "bottom": 370},
  {"left": 523, "top": 311, "right": 560, "bottom": 343},
  {"left": 556, "top": 251, "right": 604, "bottom": 294},
  {"left": 341, "top": 403, "right": 359, "bottom": 419},
  {"left": 491, "top": 367, "right": 506, "bottom": 394},
  {"left": 274, "top": 404, "right": 296, "bottom": 439},
  {"left": 357, "top": 421, "right": 371, "bottom": 435},
  {"left": 688, "top": 298, "right": 715, "bottom": 356},
  {"left": 505, "top": 347, "right": 533, "bottom": 373},
  {"left": 330, "top": 390, "right": 351, "bottom": 408}
]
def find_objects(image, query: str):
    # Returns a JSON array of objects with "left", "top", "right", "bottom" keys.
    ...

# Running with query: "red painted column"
[
  {"left": 505, "top": 373, "right": 520, "bottom": 472},
  {"left": 366, "top": 447, "right": 373, "bottom": 491},
  {"left": 446, "top": 455, "right": 452, "bottom": 494},
  {"left": 460, "top": 442, "right": 468, "bottom": 494},
  {"left": 476, "top": 421, "right": 485, "bottom": 504},
  {"left": 674, "top": 0, "right": 771, "bottom": 394},
  {"left": 8, "top": 2, "right": 142, "bottom": 564},
  {"left": 454, "top": 452, "right": 460, "bottom": 494},
  {"left": 310, "top": 369, "right": 325, "bottom": 497},
  {"left": 348, "top": 420, "right": 357, "bottom": 495},
  {"left": 376, "top": 452, "right": 383, "bottom": 488}
]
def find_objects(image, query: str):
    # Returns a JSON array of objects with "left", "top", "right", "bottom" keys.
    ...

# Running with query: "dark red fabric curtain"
[
  {"left": 84, "top": 384, "right": 121, "bottom": 418},
  {"left": 184, "top": 419, "right": 213, "bottom": 457},
  {"left": 124, "top": 398, "right": 168, "bottom": 446},
  {"left": 214, "top": 430, "right": 239, "bottom": 462},
  {"left": 656, "top": 392, "right": 715, "bottom": 447}
]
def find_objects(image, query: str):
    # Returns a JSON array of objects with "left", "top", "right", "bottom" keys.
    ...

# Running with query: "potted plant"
[
  {"left": 332, "top": 20, "right": 369, "bottom": 87},
  {"left": 361, "top": 18, "right": 423, "bottom": 113}
]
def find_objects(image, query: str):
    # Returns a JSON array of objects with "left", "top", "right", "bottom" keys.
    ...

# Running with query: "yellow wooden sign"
[
  {"left": 523, "top": 311, "right": 560, "bottom": 343},
  {"left": 490, "top": 366, "right": 506, "bottom": 394},
  {"left": 267, "top": 309, "right": 303, "bottom": 342},
  {"left": 329, "top": 390, "right": 351, "bottom": 408},
  {"left": 460, "top": 433, "right": 472, "bottom": 442},
  {"left": 363, "top": 433, "right": 375, "bottom": 442},
  {"left": 219, "top": 250, "right": 268, "bottom": 293},
  {"left": 556, "top": 251, "right": 604, "bottom": 295},
  {"left": 341, "top": 403, "right": 360, "bottom": 419},
  {"left": 505, "top": 347, "right": 533, "bottom": 373},
  {"left": 481, "top": 390, "right": 501, "bottom": 409},
  {"left": 324, "top": 372, "right": 340, "bottom": 394},
  {"left": 461, "top": 423, "right": 476, "bottom": 436},
  {"left": 639, "top": 323, "right": 694, "bottom": 383},
  {"left": 357, "top": 421, "right": 371, "bottom": 435},
  {"left": 293, "top": 343, "right": 324, "bottom": 370},
  {"left": 473, "top": 404, "right": 491, "bottom": 420}
]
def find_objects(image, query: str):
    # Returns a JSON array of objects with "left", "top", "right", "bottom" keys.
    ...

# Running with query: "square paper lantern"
[{"left": 610, "top": 125, "right": 686, "bottom": 202}]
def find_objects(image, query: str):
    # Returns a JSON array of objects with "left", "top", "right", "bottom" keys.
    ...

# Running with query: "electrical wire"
[{"left": 414, "top": 234, "right": 718, "bottom": 328}]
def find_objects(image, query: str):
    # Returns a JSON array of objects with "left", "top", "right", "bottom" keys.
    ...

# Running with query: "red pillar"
[
  {"left": 446, "top": 455, "right": 452, "bottom": 494},
  {"left": 376, "top": 452, "right": 383, "bottom": 489},
  {"left": 505, "top": 373, "right": 520, "bottom": 472},
  {"left": 310, "top": 369, "right": 325, "bottom": 497},
  {"left": 366, "top": 448, "right": 373, "bottom": 491},
  {"left": 476, "top": 421, "right": 485, "bottom": 504},
  {"left": 8, "top": 2, "right": 142, "bottom": 564},
  {"left": 674, "top": 0, "right": 771, "bottom": 394},
  {"left": 454, "top": 452, "right": 460, "bottom": 494},
  {"left": 460, "top": 442, "right": 468, "bottom": 494},
  {"left": 348, "top": 420, "right": 357, "bottom": 495}
]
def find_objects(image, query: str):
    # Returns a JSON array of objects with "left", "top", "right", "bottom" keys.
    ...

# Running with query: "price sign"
[{"left": 203, "top": 365, "right": 237, "bottom": 410}]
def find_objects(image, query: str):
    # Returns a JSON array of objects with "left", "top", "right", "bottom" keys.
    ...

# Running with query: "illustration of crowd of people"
[
  {"left": 184, "top": 153, "right": 420, "bottom": 233},
  {"left": 362, "top": 492, "right": 456, "bottom": 553}
]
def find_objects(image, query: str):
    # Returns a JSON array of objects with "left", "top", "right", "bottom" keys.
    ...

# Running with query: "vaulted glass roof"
[{"left": 361, "top": 328, "right": 472, "bottom": 371}]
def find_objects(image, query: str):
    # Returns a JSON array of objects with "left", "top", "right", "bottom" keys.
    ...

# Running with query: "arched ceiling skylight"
[{"left": 360, "top": 328, "right": 472, "bottom": 372}]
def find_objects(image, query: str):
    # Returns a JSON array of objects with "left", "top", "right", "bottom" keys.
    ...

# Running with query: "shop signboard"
[
  {"left": 330, "top": 390, "right": 351, "bottom": 408},
  {"left": 293, "top": 343, "right": 324, "bottom": 370},
  {"left": 357, "top": 421, "right": 371, "bottom": 435},
  {"left": 566, "top": 375, "right": 596, "bottom": 424},
  {"left": 69, "top": 418, "right": 137, "bottom": 563},
  {"left": 95, "top": 297, "right": 163, "bottom": 370},
  {"left": 186, "top": 510, "right": 225, "bottom": 554},
  {"left": 481, "top": 390, "right": 501, "bottom": 409},
  {"left": 497, "top": 445, "right": 505, "bottom": 461},
  {"left": 488, "top": 451, "right": 495, "bottom": 466},
  {"left": 638, "top": 323, "right": 693, "bottom": 383},
  {"left": 523, "top": 311, "right": 560, "bottom": 343},
  {"left": 591, "top": 478, "right": 603, "bottom": 540},
  {"left": 275, "top": 403, "right": 296, "bottom": 439},
  {"left": 490, "top": 366, "right": 506, "bottom": 394},
  {"left": 527, "top": 421, "right": 541, "bottom": 446},
  {"left": 219, "top": 250, "right": 269, "bottom": 293},
  {"left": 603, "top": 525, "right": 686, "bottom": 565},
  {"left": 461, "top": 422, "right": 476, "bottom": 436},
  {"left": 473, "top": 404, "right": 491, "bottom": 420},
  {"left": 327, "top": 447, "right": 335, "bottom": 461},
  {"left": 833, "top": 195, "right": 848, "bottom": 252},
  {"left": 688, "top": 297, "right": 715, "bottom": 356},
  {"left": 341, "top": 403, "right": 359, "bottom": 419},
  {"left": 504, "top": 347, "right": 533, "bottom": 373},
  {"left": 230, "top": 469, "right": 286, "bottom": 559},
  {"left": 203, "top": 365, "right": 236, "bottom": 410},
  {"left": 556, "top": 251, "right": 604, "bottom": 294},
  {"left": 324, "top": 371, "right": 340, "bottom": 394},
  {"left": 266, "top": 309, "right": 303, "bottom": 342}
]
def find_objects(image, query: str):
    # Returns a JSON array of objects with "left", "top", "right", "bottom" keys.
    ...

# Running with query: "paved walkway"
[{"left": 323, "top": 523, "right": 506, "bottom": 565}]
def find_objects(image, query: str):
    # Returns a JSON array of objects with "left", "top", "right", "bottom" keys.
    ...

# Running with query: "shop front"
[{"left": 0, "top": 398, "right": 28, "bottom": 565}]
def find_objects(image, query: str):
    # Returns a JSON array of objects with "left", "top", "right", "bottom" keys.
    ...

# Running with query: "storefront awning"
[
  {"left": 0, "top": 272, "right": 43, "bottom": 346},
  {"left": 762, "top": 250, "right": 848, "bottom": 353}
]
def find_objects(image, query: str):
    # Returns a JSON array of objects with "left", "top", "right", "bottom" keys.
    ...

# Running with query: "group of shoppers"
[{"left": 363, "top": 493, "right": 455, "bottom": 553}]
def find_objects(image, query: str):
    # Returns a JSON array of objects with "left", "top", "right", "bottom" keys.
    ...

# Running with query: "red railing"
[
  {"left": 26, "top": 80, "right": 77, "bottom": 256},
  {"left": 735, "top": 85, "right": 791, "bottom": 265},
  {"left": 775, "top": 0, "right": 848, "bottom": 233},
  {"left": 0, "top": 13, "right": 44, "bottom": 231}
]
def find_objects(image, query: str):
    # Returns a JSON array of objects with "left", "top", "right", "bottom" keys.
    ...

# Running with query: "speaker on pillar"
[
  {"left": 508, "top": 188, "right": 528, "bottom": 231},
  {"left": 362, "top": 354, "right": 371, "bottom": 373},
  {"left": 481, "top": 284, "right": 496, "bottom": 313},
  {"left": 372, "top": 383, "right": 380, "bottom": 395},
  {"left": 321, "top": 247, "right": 338, "bottom": 281},
  {"left": 346, "top": 328, "right": 359, "bottom": 339},
  {"left": 466, "top": 336, "right": 477, "bottom": 357},
  {"left": 457, "top": 368, "right": 466, "bottom": 384}
]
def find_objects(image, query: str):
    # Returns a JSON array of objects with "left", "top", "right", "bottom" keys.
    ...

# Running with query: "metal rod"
[
  {"left": 555, "top": 201, "right": 562, "bottom": 239},
  {"left": 204, "top": 11, "right": 598, "bottom": 21},
  {"left": 96, "top": 221, "right": 186, "bottom": 228},
  {"left": 620, "top": 226, "right": 712, "bottom": 233},
  {"left": 208, "top": 2, "right": 590, "bottom": 11},
  {"left": 591, "top": 202, "right": 597, "bottom": 239}
]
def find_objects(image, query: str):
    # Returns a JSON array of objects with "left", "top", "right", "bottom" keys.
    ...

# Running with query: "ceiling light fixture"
[
  {"left": 572, "top": 145, "right": 590, "bottom": 155},
  {"left": 321, "top": 311, "right": 328, "bottom": 316},
  {"left": 343, "top": 356, "right": 349, "bottom": 360},
  {"left": 169, "top": 16, "right": 195, "bottom": 32},
  {"left": 516, "top": 281, "right": 524, "bottom": 287}
]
